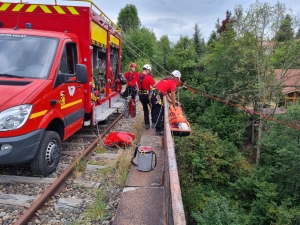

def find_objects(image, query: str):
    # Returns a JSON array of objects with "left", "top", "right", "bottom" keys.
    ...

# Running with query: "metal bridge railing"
[{"left": 163, "top": 97, "right": 186, "bottom": 225}]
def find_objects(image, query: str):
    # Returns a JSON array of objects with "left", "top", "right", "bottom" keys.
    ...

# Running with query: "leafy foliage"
[
  {"left": 216, "top": 10, "right": 234, "bottom": 34},
  {"left": 175, "top": 126, "right": 251, "bottom": 213},
  {"left": 259, "top": 105, "right": 300, "bottom": 202},
  {"left": 271, "top": 40, "right": 300, "bottom": 69},
  {"left": 121, "top": 27, "right": 157, "bottom": 71},
  {"left": 117, "top": 4, "right": 141, "bottom": 34},
  {"left": 196, "top": 101, "right": 248, "bottom": 146},
  {"left": 275, "top": 14, "right": 294, "bottom": 42},
  {"left": 192, "top": 193, "right": 240, "bottom": 225},
  {"left": 193, "top": 23, "right": 206, "bottom": 60},
  {"left": 116, "top": 2, "right": 300, "bottom": 224},
  {"left": 166, "top": 36, "right": 197, "bottom": 79}
]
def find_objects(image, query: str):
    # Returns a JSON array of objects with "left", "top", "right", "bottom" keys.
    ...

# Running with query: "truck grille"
[{"left": 0, "top": 80, "right": 32, "bottom": 86}]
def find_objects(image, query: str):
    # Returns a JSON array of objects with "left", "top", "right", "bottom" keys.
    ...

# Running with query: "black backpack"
[
  {"left": 139, "top": 74, "right": 148, "bottom": 90},
  {"left": 118, "top": 73, "right": 127, "bottom": 85}
]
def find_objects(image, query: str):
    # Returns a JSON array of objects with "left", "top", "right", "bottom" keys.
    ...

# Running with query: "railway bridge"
[{"left": 113, "top": 97, "right": 186, "bottom": 225}]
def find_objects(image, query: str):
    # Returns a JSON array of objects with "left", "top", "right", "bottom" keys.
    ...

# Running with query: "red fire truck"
[{"left": 0, "top": 1, "right": 124, "bottom": 175}]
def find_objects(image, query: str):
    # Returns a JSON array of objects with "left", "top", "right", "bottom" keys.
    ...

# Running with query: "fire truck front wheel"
[{"left": 30, "top": 131, "right": 61, "bottom": 176}]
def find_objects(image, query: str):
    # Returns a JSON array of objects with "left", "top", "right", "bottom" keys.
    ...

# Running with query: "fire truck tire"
[{"left": 30, "top": 131, "right": 61, "bottom": 176}]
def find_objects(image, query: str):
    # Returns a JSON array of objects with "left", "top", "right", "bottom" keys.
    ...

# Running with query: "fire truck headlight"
[{"left": 0, "top": 105, "right": 33, "bottom": 131}]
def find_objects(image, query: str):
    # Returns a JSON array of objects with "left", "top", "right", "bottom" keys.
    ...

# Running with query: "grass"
[
  {"left": 113, "top": 112, "right": 144, "bottom": 186},
  {"left": 86, "top": 189, "right": 107, "bottom": 220},
  {"left": 71, "top": 104, "right": 145, "bottom": 224},
  {"left": 70, "top": 189, "right": 107, "bottom": 225},
  {"left": 114, "top": 148, "right": 134, "bottom": 186},
  {"left": 94, "top": 145, "right": 107, "bottom": 154},
  {"left": 73, "top": 157, "right": 86, "bottom": 178}
]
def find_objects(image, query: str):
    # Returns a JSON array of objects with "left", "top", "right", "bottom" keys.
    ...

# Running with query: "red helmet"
[{"left": 130, "top": 63, "right": 136, "bottom": 68}]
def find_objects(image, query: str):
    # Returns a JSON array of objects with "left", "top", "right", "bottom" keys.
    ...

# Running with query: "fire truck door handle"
[{"left": 77, "top": 85, "right": 82, "bottom": 88}]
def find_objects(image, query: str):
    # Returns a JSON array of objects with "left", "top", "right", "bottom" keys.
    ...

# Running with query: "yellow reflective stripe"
[
  {"left": 0, "top": 3, "right": 81, "bottom": 15},
  {"left": 12, "top": 4, "right": 24, "bottom": 11},
  {"left": 39, "top": 5, "right": 51, "bottom": 13},
  {"left": 53, "top": 5, "right": 65, "bottom": 14},
  {"left": 61, "top": 99, "right": 82, "bottom": 109},
  {"left": 67, "top": 6, "right": 79, "bottom": 15},
  {"left": 0, "top": 3, "right": 10, "bottom": 11},
  {"left": 26, "top": 4, "right": 38, "bottom": 12},
  {"left": 30, "top": 110, "right": 47, "bottom": 119}
]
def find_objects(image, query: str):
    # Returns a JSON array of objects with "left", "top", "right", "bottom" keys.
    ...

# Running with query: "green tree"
[
  {"left": 193, "top": 23, "right": 206, "bottom": 60},
  {"left": 121, "top": 27, "right": 157, "bottom": 72},
  {"left": 276, "top": 14, "right": 294, "bottom": 42},
  {"left": 176, "top": 125, "right": 251, "bottom": 222},
  {"left": 166, "top": 36, "right": 197, "bottom": 80},
  {"left": 259, "top": 104, "right": 300, "bottom": 201},
  {"left": 156, "top": 35, "right": 172, "bottom": 75},
  {"left": 192, "top": 193, "right": 240, "bottom": 225},
  {"left": 271, "top": 40, "right": 300, "bottom": 69},
  {"left": 229, "top": 0, "right": 300, "bottom": 164},
  {"left": 117, "top": 4, "right": 141, "bottom": 34},
  {"left": 207, "top": 30, "right": 218, "bottom": 46},
  {"left": 295, "top": 27, "right": 300, "bottom": 39}
]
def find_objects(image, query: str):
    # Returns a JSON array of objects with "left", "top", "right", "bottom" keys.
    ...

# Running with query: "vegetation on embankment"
[{"left": 117, "top": 1, "right": 300, "bottom": 224}]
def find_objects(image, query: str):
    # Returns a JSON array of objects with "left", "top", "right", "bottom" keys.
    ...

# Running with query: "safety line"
[
  {"left": 182, "top": 84, "right": 300, "bottom": 131},
  {"left": 122, "top": 39, "right": 164, "bottom": 77},
  {"left": 122, "top": 36, "right": 169, "bottom": 77}
]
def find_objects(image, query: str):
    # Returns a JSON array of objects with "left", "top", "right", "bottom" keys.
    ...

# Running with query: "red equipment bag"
[{"left": 103, "top": 131, "right": 135, "bottom": 147}]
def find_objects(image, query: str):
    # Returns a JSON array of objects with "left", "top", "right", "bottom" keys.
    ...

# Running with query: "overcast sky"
[{"left": 7, "top": 0, "right": 300, "bottom": 43}]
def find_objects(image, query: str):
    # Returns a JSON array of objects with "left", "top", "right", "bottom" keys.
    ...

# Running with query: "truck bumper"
[{"left": 0, "top": 129, "right": 45, "bottom": 164}]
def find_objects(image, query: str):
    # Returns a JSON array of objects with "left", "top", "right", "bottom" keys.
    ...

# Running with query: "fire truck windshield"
[{"left": 0, "top": 34, "right": 58, "bottom": 79}]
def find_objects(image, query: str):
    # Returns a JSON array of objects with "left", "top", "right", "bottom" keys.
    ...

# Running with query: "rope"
[
  {"left": 182, "top": 84, "right": 300, "bottom": 131},
  {"left": 122, "top": 39, "right": 164, "bottom": 77},
  {"left": 122, "top": 36, "right": 168, "bottom": 78}
]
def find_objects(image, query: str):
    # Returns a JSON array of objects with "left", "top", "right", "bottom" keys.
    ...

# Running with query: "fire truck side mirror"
[{"left": 75, "top": 64, "right": 88, "bottom": 84}]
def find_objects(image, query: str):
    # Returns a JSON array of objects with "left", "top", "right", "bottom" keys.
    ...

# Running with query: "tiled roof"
[{"left": 275, "top": 69, "right": 300, "bottom": 87}]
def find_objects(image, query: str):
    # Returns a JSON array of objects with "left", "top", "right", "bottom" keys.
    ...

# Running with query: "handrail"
[
  {"left": 65, "top": 0, "right": 122, "bottom": 33},
  {"left": 13, "top": 0, "right": 122, "bottom": 33},
  {"left": 164, "top": 97, "right": 186, "bottom": 224}
]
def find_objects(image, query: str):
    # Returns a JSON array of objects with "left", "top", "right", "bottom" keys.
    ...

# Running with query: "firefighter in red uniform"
[
  {"left": 150, "top": 70, "right": 181, "bottom": 136},
  {"left": 138, "top": 64, "right": 156, "bottom": 129},
  {"left": 123, "top": 63, "right": 139, "bottom": 100}
]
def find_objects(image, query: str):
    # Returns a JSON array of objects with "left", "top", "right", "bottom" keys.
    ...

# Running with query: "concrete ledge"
[
  {"left": 113, "top": 128, "right": 166, "bottom": 225},
  {"left": 113, "top": 187, "right": 165, "bottom": 225}
]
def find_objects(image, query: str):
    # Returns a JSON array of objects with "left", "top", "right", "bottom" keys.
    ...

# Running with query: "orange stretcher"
[{"left": 169, "top": 104, "right": 191, "bottom": 136}]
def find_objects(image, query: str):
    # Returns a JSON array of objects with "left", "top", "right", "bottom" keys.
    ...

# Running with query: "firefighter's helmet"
[
  {"left": 130, "top": 63, "right": 136, "bottom": 68},
  {"left": 171, "top": 70, "right": 181, "bottom": 80},
  {"left": 142, "top": 64, "right": 151, "bottom": 71}
]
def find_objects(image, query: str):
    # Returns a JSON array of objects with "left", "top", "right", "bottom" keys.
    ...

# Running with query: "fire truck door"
[{"left": 57, "top": 42, "right": 84, "bottom": 129}]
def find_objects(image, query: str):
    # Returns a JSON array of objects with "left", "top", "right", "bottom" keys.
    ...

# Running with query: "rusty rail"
[
  {"left": 163, "top": 97, "right": 186, "bottom": 225},
  {"left": 15, "top": 113, "right": 123, "bottom": 225}
]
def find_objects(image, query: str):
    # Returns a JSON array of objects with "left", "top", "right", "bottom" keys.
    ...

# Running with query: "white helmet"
[
  {"left": 143, "top": 64, "right": 151, "bottom": 71},
  {"left": 179, "top": 122, "right": 189, "bottom": 131},
  {"left": 171, "top": 70, "right": 181, "bottom": 80}
]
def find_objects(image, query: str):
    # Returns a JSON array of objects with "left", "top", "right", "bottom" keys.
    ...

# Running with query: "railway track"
[{"left": 0, "top": 106, "right": 143, "bottom": 225}]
